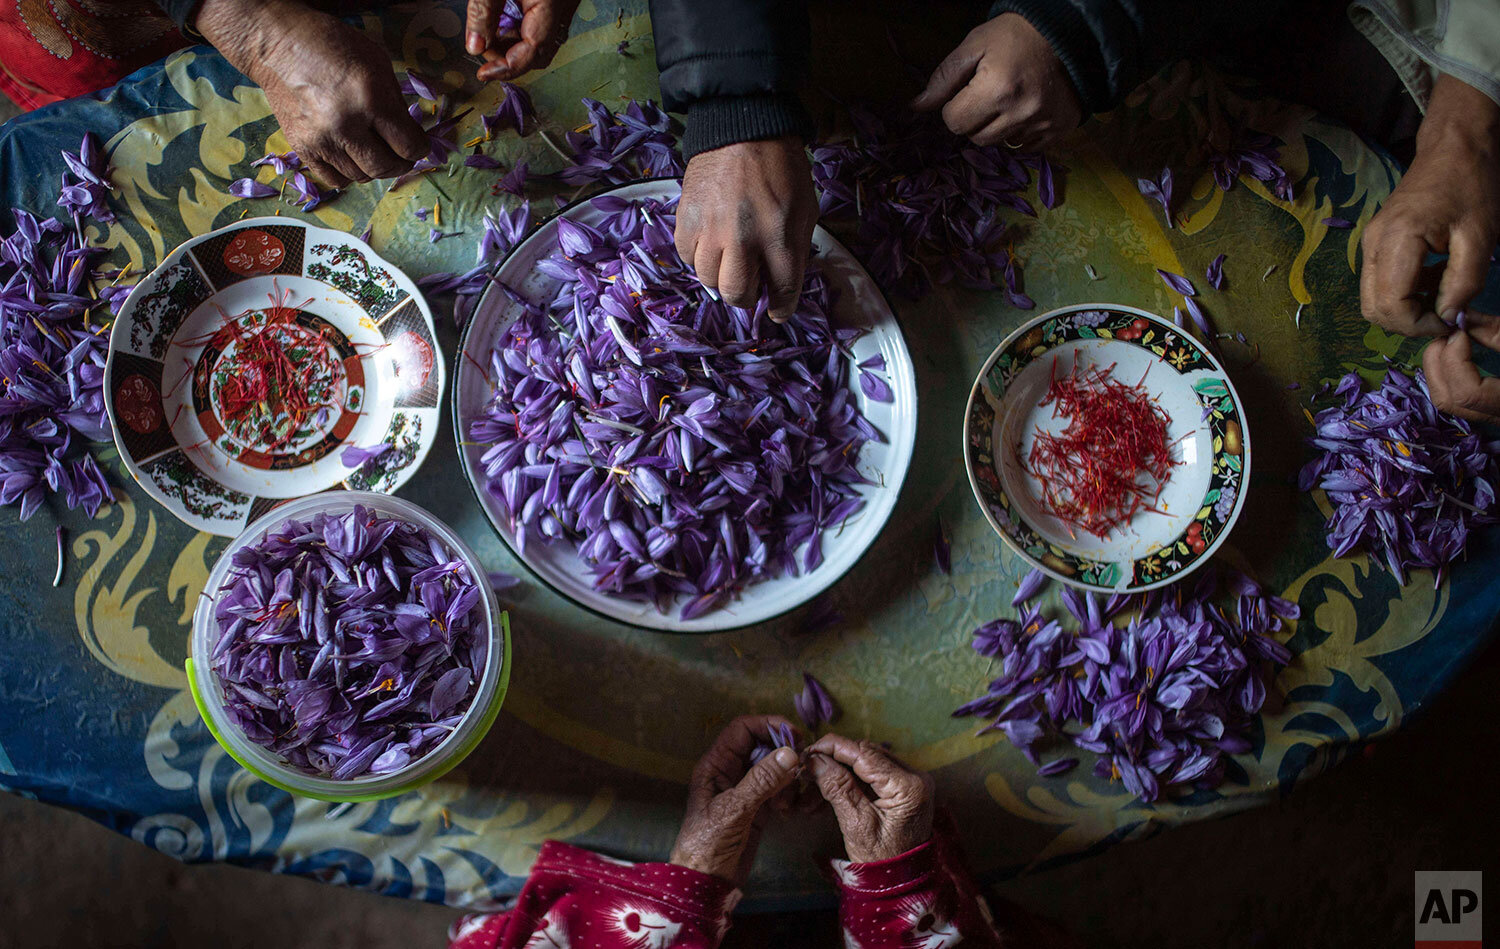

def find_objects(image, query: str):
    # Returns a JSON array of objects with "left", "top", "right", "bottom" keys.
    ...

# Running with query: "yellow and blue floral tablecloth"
[{"left": 3, "top": 0, "right": 1498, "bottom": 912}]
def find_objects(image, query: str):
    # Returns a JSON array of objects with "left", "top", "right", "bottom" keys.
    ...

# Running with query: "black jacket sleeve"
[
  {"left": 648, "top": 0, "right": 815, "bottom": 160},
  {"left": 988, "top": 0, "right": 1291, "bottom": 114}
]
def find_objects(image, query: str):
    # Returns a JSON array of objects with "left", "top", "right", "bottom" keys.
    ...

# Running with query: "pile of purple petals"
[
  {"left": 810, "top": 105, "right": 1054, "bottom": 301},
  {"left": 954, "top": 568, "right": 1298, "bottom": 802},
  {"left": 468, "top": 194, "right": 881, "bottom": 619},
  {"left": 1206, "top": 129, "right": 1294, "bottom": 201},
  {"left": 552, "top": 98, "right": 684, "bottom": 186},
  {"left": 1, "top": 135, "right": 120, "bottom": 520},
  {"left": 1299, "top": 369, "right": 1498, "bottom": 587},
  {"left": 209, "top": 506, "right": 488, "bottom": 779}
]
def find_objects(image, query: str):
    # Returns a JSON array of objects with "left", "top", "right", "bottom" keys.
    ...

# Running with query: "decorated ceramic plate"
[
  {"left": 964, "top": 304, "right": 1250, "bottom": 593},
  {"left": 454, "top": 179, "right": 917, "bottom": 633},
  {"left": 106, "top": 217, "right": 444, "bottom": 536}
]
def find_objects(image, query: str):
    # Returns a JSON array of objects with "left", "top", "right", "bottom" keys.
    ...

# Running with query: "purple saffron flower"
[
  {"left": 794, "top": 673, "right": 838, "bottom": 728},
  {"left": 464, "top": 154, "right": 502, "bottom": 169},
  {"left": 483, "top": 82, "right": 534, "bottom": 136},
  {"left": 1322, "top": 217, "right": 1353, "bottom": 229},
  {"left": 1136, "top": 167, "right": 1173, "bottom": 228}
]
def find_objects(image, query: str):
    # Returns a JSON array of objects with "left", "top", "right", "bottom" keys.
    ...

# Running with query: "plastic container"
[{"left": 188, "top": 491, "right": 511, "bottom": 801}]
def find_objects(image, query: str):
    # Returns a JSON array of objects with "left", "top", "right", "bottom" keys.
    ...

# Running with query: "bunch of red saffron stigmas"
[
  {"left": 207, "top": 314, "right": 342, "bottom": 453},
  {"left": 1024, "top": 358, "right": 1178, "bottom": 539}
]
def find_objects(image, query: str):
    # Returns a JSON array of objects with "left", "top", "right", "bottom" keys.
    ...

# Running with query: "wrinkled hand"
[
  {"left": 197, "top": 0, "right": 427, "bottom": 187},
  {"left": 670, "top": 716, "right": 802, "bottom": 886},
  {"left": 808, "top": 734, "right": 935, "bottom": 864},
  {"left": 676, "top": 138, "right": 817, "bottom": 322},
  {"left": 1360, "top": 74, "right": 1500, "bottom": 422},
  {"left": 911, "top": 13, "right": 1082, "bottom": 151},
  {"left": 466, "top": 0, "right": 581, "bottom": 82}
]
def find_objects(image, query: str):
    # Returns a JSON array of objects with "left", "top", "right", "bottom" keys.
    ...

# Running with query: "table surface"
[{"left": 3, "top": 0, "right": 1497, "bottom": 913}]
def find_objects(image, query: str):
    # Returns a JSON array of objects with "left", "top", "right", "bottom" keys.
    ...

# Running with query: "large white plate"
[{"left": 454, "top": 180, "right": 917, "bottom": 632}]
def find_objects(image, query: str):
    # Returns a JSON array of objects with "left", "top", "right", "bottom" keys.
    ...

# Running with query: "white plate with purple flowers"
[
  {"left": 964, "top": 304, "right": 1250, "bottom": 593},
  {"left": 105, "top": 217, "right": 445, "bottom": 536},
  {"left": 454, "top": 179, "right": 917, "bottom": 633}
]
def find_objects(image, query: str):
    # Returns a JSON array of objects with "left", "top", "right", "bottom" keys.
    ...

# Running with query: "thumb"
[
  {"left": 911, "top": 45, "right": 978, "bottom": 112},
  {"left": 725, "top": 747, "right": 799, "bottom": 821}
]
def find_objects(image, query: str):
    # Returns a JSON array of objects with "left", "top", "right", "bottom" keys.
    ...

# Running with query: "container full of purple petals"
[
  {"left": 187, "top": 492, "right": 510, "bottom": 801},
  {"left": 454, "top": 179, "right": 917, "bottom": 633}
]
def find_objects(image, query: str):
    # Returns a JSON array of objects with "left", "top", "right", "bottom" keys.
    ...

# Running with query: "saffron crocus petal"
[
  {"left": 340, "top": 443, "right": 392, "bottom": 468},
  {"left": 1037, "top": 757, "right": 1077, "bottom": 777},
  {"left": 859, "top": 369, "right": 893, "bottom": 402},
  {"left": 1011, "top": 567, "right": 1047, "bottom": 607},
  {"left": 1156, "top": 268, "right": 1196, "bottom": 297},
  {"left": 1322, "top": 216, "right": 1353, "bottom": 229},
  {"left": 1206, "top": 253, "right": 1226, "bottom": 290},
  {"left": 933, "top": 518, "right": 951, "bottom": 574},
  {"left": 229, "top": 178, "right": 278, "bottom": 199}
]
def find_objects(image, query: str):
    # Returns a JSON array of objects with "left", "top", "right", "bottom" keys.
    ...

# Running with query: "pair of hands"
[
  {"left": 198, "top": 0, "right": 577, "bottom": 188},
  {"left": 681, "top": 13, "right": 1079, "bottom": 321},
  {"left": 669, "top": 716, "right": 935, "bottom": 885},
  {"left": 1360, "top": 74, "right": 1500, "bottom": 423}
]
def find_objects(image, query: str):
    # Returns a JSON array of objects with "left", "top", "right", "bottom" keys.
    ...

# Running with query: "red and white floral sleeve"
[
  {"left": 830, "top": 824, "right": 1004, "bottom": 949},
  {"left": 447, "top": 841, "right": 740, "bottom": 949}
]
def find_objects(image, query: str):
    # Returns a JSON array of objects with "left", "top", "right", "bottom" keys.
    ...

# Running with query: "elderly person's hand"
[
  {"left": 807, "top": 734, "right": 935, "bottom": 863},
  {"left": 195, "top": 0, "right": 428, "bottom": 187},
  {"left": 675, "top": 138, "right": 818, "bottom": 323},
  {"left": 911, "top": 13, "right": 1082, "bottom": 152},
  {"left": 669, "top": 716, "right": 803, "bottom": 885},
  {"left": 1360, "top": 74, "right": 1500, "bottom": 423},
  {"left": 465, "top": 0, "right": 582, "bottom": 82}
]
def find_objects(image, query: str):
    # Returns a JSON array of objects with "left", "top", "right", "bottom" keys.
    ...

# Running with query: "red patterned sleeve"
[
  {"left": 830, "top": 822, "right": 1004, "bottom": 949},
  {"left": 447, "top": 841, "right": 741, "bottom": 949}
]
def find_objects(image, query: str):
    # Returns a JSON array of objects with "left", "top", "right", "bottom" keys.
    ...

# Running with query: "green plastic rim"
[{"left": 186, "top": 612, "right": 512, "bottom": 803}]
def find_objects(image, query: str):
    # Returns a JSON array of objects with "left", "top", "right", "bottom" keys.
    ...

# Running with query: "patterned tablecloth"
[{"left": 3, "top": 0, "right": 1497, "bottom": 912}]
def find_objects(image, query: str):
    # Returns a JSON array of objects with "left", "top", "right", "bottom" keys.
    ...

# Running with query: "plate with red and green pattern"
[{"left": 105, "top": 217, "right": 444, "bottom": 536}]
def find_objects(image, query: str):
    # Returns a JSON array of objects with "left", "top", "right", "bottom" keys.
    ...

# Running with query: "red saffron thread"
[{"left": 1024, "top": 357, "right": 1178, "bottom": 539}]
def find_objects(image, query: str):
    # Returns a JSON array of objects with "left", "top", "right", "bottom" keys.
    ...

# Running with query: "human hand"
[
  {"left": 669, "top": 716, "right": 803, "bottom": 886},
  {"left": 1422, "top": 313, "right": 1500, "bottom": 422},
  {"left": 196, "top": 0, "right": 428, "bottom": 187},
  {"left": 911, "top": 13, "right": 1082, "bottom": 151},
  {"left": 676, "top": 137, "right": 817, "bottom": 322},
  {"left": 1361, "top": 75, "right": 1500, "bottom": 339},
  {"left": 1361, "top": 75, "right": 1500, "bottom": 423},
  {"left": 466, "top": 0, "right": 581, "bottom": 82},
  {"left": 807, "top": 734, "right": 935, "bottom": 864}
]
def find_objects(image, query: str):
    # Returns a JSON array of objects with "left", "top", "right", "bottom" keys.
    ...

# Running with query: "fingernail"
[
  {"left": 466, "top": 31, "right": 484, "bottom": 55},
  {"left": 1440, "top": 307, "right": 1460, "bottom": 328},
  {"left": 772, "top": 747, "right": 797, "bottom": 768}
]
